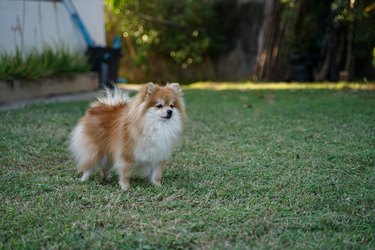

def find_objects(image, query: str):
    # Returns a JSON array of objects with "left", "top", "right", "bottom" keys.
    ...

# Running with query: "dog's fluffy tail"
[{"left": 94, "top": 87, "right": 130, "bottom": 106}]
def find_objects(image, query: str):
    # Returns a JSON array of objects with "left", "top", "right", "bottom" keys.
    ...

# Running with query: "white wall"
[{"left": 0, "top": 0, "right": 106, "bottom": 55}]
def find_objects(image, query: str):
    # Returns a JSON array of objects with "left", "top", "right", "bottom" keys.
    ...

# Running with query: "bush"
[
  {"left": 0, "top": 49, "right": 90, "bottom": 81},
  {"left": 105, "top": 0, "right": 226, "bottom": 69}
]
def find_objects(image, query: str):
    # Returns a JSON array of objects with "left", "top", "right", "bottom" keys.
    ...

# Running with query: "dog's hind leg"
[
  {"left": 81, "top": 169, "right": 94, "bottom": 182},
  {"left": 77, "top": 154, "right": 102, "bottom": 182},
  {"left": 100, "top": 156, "right": 112, "bottom": 181}
]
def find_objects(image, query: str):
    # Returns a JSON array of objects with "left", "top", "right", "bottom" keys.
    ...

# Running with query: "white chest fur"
[{"left": 133, "top": 110, "right": 182, "bottom": 167}]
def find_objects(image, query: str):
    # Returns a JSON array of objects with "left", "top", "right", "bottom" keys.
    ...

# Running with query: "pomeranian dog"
[{"left": 69, "top": 83, "right": 186, "bottom": 190}]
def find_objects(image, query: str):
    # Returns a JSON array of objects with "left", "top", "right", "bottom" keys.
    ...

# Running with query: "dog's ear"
[
  {"left": 144, "top": 82, "right": 156, "bottom": 99},
  {"left": 167, "top": 83, "right": 182, "bottom": 94}
]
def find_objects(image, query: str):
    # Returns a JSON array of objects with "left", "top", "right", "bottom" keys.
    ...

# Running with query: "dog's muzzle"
[{"left": 163, "top": 109, "right": 173, "bottom": 119}]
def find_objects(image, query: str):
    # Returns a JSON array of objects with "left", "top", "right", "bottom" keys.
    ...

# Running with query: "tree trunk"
[
  {"left": 252, "top": 0, "right": 291, "bottom": 81},
  {"left": 253, "top": 0, "right": 281, "bottom": 80}
]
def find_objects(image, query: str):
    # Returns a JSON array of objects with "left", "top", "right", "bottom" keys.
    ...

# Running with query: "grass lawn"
[{"left": 0, "top": 86, "right": 374, "bottom": 249}]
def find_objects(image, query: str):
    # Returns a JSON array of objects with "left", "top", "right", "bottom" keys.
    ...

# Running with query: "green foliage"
[
  {"left": 105, "top": 0, "right": 226, "bottom": 69},
  {"left": 0, "top": 49, "right": 90, "bottom": 81},
  {"left": 331, "top": 0, "right": 375, "bottom": 59},
  {"left": 281, "top": 0, "right": 375, "bottom": 58},
  {"left": 278, "top": 0, "right": 374, "bottom": 82},
  {"left": 1, "top": 88, "right": 375, "bottom": 248},
  {"left": 281, "top": 0, "right": 332, "bottom": 55},
  {"left": 331, "top": 0, "right": 367, "bottom": 23}
]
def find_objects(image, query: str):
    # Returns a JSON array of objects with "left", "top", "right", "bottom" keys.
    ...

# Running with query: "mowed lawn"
[{"left": 0, "top": 86, "right": 374, "bottom": 249}]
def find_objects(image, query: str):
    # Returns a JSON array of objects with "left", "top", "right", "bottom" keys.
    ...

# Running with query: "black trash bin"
[{"left": 86, "top": 47, "right": 121, "bottom": 89}]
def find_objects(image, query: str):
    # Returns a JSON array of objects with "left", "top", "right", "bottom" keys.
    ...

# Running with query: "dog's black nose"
[{"left": 166, "top": 109, "right": 173, "bottom": 118}]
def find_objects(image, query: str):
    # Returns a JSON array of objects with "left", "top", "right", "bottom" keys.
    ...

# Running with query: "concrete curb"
[
  {"left": 0, "top": 72, "right": 99, "bottom": 104},
  {"left": 0, "top": 84, "right": 141, "bottom": 112},
  {"left": 0, "top": 91, "right": 100, "bottom": 112}
]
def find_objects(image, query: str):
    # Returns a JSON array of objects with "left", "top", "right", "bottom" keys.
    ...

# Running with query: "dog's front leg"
[
  {"left": 115, "top": 158, "right": 134, "bottom": 190},
  {"left": 149, "top": 161, "right": 168, "bottom": 186}
]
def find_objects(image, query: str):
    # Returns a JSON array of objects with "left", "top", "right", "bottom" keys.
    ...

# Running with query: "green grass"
[
  {"left": 0, "top": 49, "right": 90, "bottom": 81},
  {"left": 0, "top": 88, "right": 374, "bottom": 249}
]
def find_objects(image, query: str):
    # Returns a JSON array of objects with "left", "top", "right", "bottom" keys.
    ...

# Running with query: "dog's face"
[
  {"left": 142, "top": 83, "right": 185, "bottom": 122},
  {"left": 153, "top": 97, "right": 175, "bottom": 120}
]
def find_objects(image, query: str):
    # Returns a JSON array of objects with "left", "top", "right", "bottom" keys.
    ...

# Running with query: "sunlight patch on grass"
[
  {"left": 185, "top": 81, "right": 375, "bottom": 90},
  {"left": 117, "top": 82, "right": 375, "bottom": 91}
]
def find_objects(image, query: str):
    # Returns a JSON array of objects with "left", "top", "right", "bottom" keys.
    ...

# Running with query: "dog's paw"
[
  {"left": 151, "top": 179, "right": 162, "bottom": 187},
  {"left": 101, "top": 172, "right": 112, "bottom": 182},
  {"left": 119, "top": 180, "right": 130, "bottom": 191},
  {"left": 80, "top": 172, "right": 91, "bottom": 182}
]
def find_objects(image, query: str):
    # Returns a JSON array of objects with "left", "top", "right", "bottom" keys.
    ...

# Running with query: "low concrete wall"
[{"left": 0, "top": 72, "right": 99, "bottom": 104}]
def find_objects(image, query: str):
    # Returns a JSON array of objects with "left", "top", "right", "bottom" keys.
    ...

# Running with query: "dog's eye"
[
  {"left": 170, "top": 104, "right": 174, "bottom": 109},
  {"left": 156, "top": 104, "right": 163, "bottom": 109}
]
